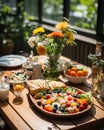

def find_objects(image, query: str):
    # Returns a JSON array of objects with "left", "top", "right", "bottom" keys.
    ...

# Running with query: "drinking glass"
[{"left": 13, "top": 83, "right": 24, "bottom": 105}]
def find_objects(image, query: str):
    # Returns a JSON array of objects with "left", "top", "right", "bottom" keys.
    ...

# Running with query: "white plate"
[{"left": 0, "top": 55, "right": 27, "bottom": 67}]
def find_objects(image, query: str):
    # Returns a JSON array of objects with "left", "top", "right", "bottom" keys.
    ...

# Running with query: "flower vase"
[
  {"left": 43, "top": 54, "right": 62, "bottom": 79},
  {"left": 91, "top": 65, "right": 104, "bottom": 99}
]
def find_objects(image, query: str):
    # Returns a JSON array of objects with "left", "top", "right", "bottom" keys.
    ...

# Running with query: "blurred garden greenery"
[
  {"left": 44, "top": 0, "right": 97, "bottom": 30},
  {"left": 0, "top": 0, "right": 34, "bottom": 51}
]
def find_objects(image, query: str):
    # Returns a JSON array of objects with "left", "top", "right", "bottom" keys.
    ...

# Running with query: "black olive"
[
  {"left": 57, "top": 89, "right": 61, "bottom": 93},
  {"left": 53, "top": 107, "right": 57, "bottom": 113},
  {"left": 37, "top": 101, "right": 41, "bottom": 106},
  {"left": 59, "top": 107, "right": 65, "bottom": 112},
  {"left": 54, "top": 104, "right": 58, "bottom": 108}
]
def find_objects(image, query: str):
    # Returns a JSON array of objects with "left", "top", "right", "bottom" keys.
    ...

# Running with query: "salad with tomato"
[{"left": 32, "top": 86, "right": 92, "bottom": 115}]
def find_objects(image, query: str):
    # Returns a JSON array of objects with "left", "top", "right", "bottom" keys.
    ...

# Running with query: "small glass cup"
[
  {"left": 22, "top": 62, "right": 34, "bottom": 79},
  {"left": 31, "top": 62, "right": 43, "bottom": 79},
  {"left": 13, "top": 83, "right": 24, "bottom": 105},
  {"left": 0, "top": 85, "right": 10, "bottom": 101},
  {"left": 61, "top": 60, "right": 69, "bottom": 71},
  {"left": 0, "top": 75, "right": 10, "bottom": 101}
]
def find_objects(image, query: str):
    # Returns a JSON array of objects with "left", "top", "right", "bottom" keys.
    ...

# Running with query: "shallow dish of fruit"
[
  {"left": 64, "top": 65, "right": 91, "bottom": 84},
  {"left": 27, "top": 79, "right": 92, "bottom": 117}
]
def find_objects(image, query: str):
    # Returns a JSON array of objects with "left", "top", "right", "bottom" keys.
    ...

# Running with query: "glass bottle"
[
  {"left": 100, "top": 75, "right": 104, "bottom": 102},
  {"left": 95, "top": 42, "right": 102, "bottom": 60}
]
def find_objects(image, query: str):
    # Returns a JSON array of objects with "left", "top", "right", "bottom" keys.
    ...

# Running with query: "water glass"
[{"left": 13, "top": 83, "right": 24, "bottom": 105}]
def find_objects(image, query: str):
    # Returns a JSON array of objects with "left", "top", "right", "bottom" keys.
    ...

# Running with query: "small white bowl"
[
  {"left": 64, "top": 72, "right": 88, "bottom": 84},
  {"left": 64, "top": 70, "right": 91, "bottom": 84},
  {"left": 64, "top": 65, "right": 91, "bottom": 84}
]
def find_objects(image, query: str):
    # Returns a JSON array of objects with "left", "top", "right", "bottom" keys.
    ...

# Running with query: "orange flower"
[
  {"left": 55, "top": 21, "right": 69, "bottom": 30},
  {"left": 47, "top": 32, "right": 64, "bottom": 37},
  {"left": 36, "top": 45, "right": 47, "bottom": 55}
]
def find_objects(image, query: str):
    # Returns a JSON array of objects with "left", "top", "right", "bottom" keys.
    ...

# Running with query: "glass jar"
[
  {"left": 43, "top": 54, "right": 62, "bottom": 80},
  {"left": 91, "top": 65, "right": 103, "bottom": 99},
  {"left": 100, "top": 76, "right": 104, "bottom": 101},
  {"left": 31, "top": 58, "right": 43, "bottom": 79}
]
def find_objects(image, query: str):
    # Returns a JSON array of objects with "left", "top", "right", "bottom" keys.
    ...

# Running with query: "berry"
[
  {"left": 79, "top": 105, "right": 85, "bottom": 111},
  {"left": 65, "top": 103, "right": 70, "bottom": 107},
  {"left": 76, "top": 90, "right": 82, "bottom": 95},
  {"left": 67, "top": 96, "right": 73, "bottom": 101},
  {"left": 46, "top": 94, "right": 51, "bottom": 99},
  {"left": 82, "top": 102, "right": 88, "bottom": 108},
  {"left": 73, "top": 98, "right": 78, "bottom": 102}
]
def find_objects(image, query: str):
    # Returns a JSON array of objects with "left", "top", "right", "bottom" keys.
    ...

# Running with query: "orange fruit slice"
[{"left": 14, "top": 84, "right": 24, "bottom": 92}]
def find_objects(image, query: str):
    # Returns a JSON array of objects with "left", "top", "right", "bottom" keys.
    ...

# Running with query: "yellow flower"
[
  {"left": 32, "top": 27, "right": 45, "bottom": 35},
  {"left": 55, "top": 21, "right": 69, "bottom": 30},
  {"left": 36, "top": 45, "right": 47, "bottom": 55},
  {"left": 65, "top": 31, "right": 75, "bottom": 44}
]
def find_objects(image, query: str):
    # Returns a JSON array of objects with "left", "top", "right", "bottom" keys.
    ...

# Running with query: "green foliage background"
[
  {"left": 70, "top": 0, "right": 97, "bottom": 30},
  {"left": 43, "top": 0, "right": 97, "bottom": 30}
]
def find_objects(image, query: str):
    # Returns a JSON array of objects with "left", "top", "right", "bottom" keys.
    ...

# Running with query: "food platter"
[
  {"left": 27, "top": 79, "right": 92, "bottom": 118},
  {"left": 0, "top": 55, "right": 27, "bottom": 67}
]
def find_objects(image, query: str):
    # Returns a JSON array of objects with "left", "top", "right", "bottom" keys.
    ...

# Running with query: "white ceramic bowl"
[
  {"left": 64, "top": 65, "right": 91, "bottom": 84},
  {"left": 64, "top": 72, "right": 88, "bottom": 84}
]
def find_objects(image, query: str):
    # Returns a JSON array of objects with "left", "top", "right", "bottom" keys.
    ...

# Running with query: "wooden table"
[{"left": 0, "top": 56, "right": 104, "bottom": 130}]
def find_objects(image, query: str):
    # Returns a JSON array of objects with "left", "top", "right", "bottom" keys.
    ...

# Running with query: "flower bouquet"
[{"left": 28, "top": 17, "right": 77, "bottom": 79}]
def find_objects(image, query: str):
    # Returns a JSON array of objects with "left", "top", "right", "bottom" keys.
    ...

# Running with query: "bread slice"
[{"left": 26, "top": 79, "right": 65, "bottom": 95}]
